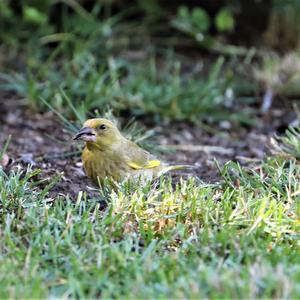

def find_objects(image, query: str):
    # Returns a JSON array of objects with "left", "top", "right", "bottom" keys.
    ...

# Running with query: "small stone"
[
  {"left": 1, "top": 153, "right": 11, "bottom": 168},
  {"left": 20, "top": 153, "right": 36, "bottom": 166}
]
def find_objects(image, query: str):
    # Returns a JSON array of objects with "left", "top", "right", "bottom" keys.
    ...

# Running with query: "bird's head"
[{"left": 73, "top": 118, "right": 122, "bottom": 148}]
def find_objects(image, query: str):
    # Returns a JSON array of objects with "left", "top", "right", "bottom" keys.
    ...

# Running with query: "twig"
[
  {"left": 261, "top": 87, "right": 274, "bottom": 113},
  {"left": 166, "top": 144, "right": 234, "bottom": 155}
]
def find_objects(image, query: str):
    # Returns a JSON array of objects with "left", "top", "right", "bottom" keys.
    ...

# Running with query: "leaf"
[
  {"left": 178, "top": 6, "right": 189, "bottom": 18},
  {"left": 215, "top": 9, "right": 235, "bottom": 32},
  {"left": 23, "top": 6, "right": 47, "bottom": 24},
  {"left": 191, "top": 8, "right": 210, "bottom": 33}
]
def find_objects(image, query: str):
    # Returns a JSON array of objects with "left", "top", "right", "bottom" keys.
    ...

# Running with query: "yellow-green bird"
[{"left": 73, "top": 118, "right": 192, "bottom": 185}]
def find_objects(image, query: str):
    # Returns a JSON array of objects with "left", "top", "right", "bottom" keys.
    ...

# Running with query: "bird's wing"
[
  {"left": 127, "top": 159, "right": 161, "bottom": 170},
  {"left": 124, "top": 141, "right": 161, "bottom": 170}
]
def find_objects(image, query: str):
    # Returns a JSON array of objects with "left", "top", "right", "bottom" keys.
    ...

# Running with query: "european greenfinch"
[{"left": 73, "top": 118, "right": 192, "bottom": 185}]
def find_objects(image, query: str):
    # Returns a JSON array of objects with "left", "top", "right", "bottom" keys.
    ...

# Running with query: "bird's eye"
[{"left": 98, "top": 124, "right": 106, "bottom": 130}]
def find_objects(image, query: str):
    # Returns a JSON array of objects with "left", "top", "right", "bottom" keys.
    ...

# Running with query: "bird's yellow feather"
[
  {"left": 127, "top": 159, "right": 161, "bottom": 170},
  {"left": 73, "top": 118, "right": 192, "bottom": 185}
]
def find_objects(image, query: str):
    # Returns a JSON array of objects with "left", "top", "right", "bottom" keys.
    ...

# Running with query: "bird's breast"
[{"left": 82, "top": 148, "right": 128, "bottom": 184}]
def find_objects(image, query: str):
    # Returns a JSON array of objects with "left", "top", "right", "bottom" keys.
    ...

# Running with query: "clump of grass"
[
  {"left": 171, "top": 5, "right": 248, "bottom": 56},
  {"left": 272, "top": 126, "right": 300, "bottom": 160},
  {"left": 264, "top": 0, "right": 300, "bottom": 50},
  {"left": 0, "top": 138, "right": 299, "bottom": 298},
  {"left": 43, "top": 90, "right": 153, "bottom": 140},
  {"left": 5, "top": 53, "right": 251, "bottom": 124},
  {"left": 1, "top": 2, "right": 300, "bottom": 297},
  {"left": 270, "top": 111, "right": 300, "bottom": 159},
  {"left": 112, "top": 56, "right": 248, "bottom": 123},
  {"left": 278, "top": 126, "right": 300, "bottom": 159},
  {"left": 255, "top": 52, "right": 300, "bottom": 97},
  {"left": 0, "top": 166, "right": 60, "bottom": 215},
  {"left": 1, "top": 1, "right": 255, "bottom": 125},
  {"left": 41, "top": 94, "right": 159, "bottom": 156}
]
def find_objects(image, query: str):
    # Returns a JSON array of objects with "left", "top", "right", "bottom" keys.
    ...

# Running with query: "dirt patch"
[
  {"left": 0, "top": 93, "right": 89, "bottom": 198},
  {"left": 0, "top": 92, "right": 293, "bottom": 199}
]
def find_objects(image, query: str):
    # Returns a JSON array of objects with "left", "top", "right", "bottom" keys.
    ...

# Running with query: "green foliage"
[
  {"left": 215, "top": 9, "right": 235, "bottom": 32},
  {"left": 23, "top": 6, "right": 48, "bottom": 24},
  {"left": 266, "top": 0, "right": 300, "bottom": 49},
  {"left": 0, "top": 0, "right": 13, "bottom": 18},
  {"left": 0, "top": 0, "right": 52, "bottom": 46},
  {"left": 112, "top": 56, "right": 239, "bottom": 122},
  {"left": 275, "top": 125, "right": 300, "bottom": 159},
  {"left": 1, "top": 107, "right": 300, "bottom": 298},
  {"left": 1, "top": 0, "right": 251, "bottom": 123},
  {"left": 0, "top": 0, "right": 122, "bottom": 59},
  {"left": 4, "top": 52, "right": 250, "bottom": 124},
  {"left": 172, "top": 5, "right": 247, "bottom": 55},
  {"left": 1, "top": 2, "right": 300, "bottom": 297},
  {"left": 177, "top": 6, "right": 210, "bottom": 34},
  {"left": 0, "top": 154, "right": 299, "bottom": 298},
  {"left": 281, "top": 126, "right": 300, "bottom": 159},
  {"left": 42, "top": 95, "right": 159, "bottom": 153}
]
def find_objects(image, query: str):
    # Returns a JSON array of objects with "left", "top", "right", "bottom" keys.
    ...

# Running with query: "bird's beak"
[{"left": 73, "top": 127, "right": 96, "bottom": 142}]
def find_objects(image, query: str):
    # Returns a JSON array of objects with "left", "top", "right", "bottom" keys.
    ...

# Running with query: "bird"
[{"left": 73, "top": 118, "right": 193, "bottom": 185}]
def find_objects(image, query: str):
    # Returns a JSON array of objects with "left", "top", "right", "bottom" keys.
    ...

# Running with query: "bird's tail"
[{"left": 159, "top": 164, "right": 195, "bottom": 176}]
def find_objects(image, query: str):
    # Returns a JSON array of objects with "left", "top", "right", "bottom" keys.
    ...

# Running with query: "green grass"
[
  {"left": 4, "top": 52, "right": 252, "bottom": 124},
  {"left": 0, "top": 151, "right": 299, "bottom": 298},
  {"left": 1, "top": 0, "right": 255, "bottom": 125},
  {"left": 1, "top": 1, "right": 300, "bottom": 298},
  {"left": 277, "top": 125, "right": 300, "bottom": 159}
]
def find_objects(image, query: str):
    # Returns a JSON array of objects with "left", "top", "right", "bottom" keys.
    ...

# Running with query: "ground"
[
  {"left": 1, "top": 91, "right": 281, "bottom": 198},
  {"left": 1, "top": 0, "right": 300, "bottom": 297},
  {"left": 1, "top": 78, "right": 299, "bottom": 300}
]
